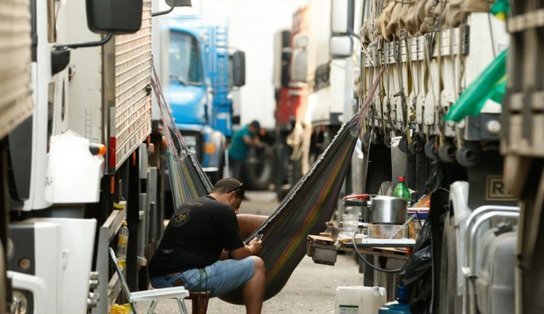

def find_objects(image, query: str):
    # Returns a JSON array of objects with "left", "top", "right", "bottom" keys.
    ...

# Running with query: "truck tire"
[
  {"left": 244, "top": 144, "right": 273, "bottom": 190},
  {"left": 273, "top": 142, "right": 293, "bottom": 201},
  {"left": 439, "top": 213, "right": 462, "bottom": 314},
  {"left": 208, "top": 156, "right": 224, "bottom": 185}
]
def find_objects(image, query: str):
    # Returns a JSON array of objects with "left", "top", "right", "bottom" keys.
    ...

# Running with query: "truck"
[
  {"left": 1, "top": 0, "right": 189, "bottom": 312},
  {"left": 271, "top": 0, "right": 363, "bottom": 200},
  {"left": 0, "top": 0, "right": 34, "bottom": 311},
  {"left": 163, "top": 16, "right": 245, "bottom": 183},
  {"left": 329, "top": 0, "right": 544, "bottom": 313}
]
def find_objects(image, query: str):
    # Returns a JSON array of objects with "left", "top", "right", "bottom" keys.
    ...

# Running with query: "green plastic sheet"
[{"left": 444, "top": 49, "right": 508, "bottom": 122}]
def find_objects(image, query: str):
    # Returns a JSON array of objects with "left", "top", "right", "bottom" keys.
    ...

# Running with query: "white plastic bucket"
[{"left": 335, "top": 286, "right": 387, "bottom": 314}]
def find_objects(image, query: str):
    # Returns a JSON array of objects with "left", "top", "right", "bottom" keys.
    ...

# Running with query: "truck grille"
[{"left": 180, "top": 131, "right": 202, "bottom": 162}]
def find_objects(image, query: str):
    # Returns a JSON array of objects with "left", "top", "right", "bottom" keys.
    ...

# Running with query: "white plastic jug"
[{"left": 335, "top": 286, "right": 387, "bottom": 314}]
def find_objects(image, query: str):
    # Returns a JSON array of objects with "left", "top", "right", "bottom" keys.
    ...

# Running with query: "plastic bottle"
[
  {"left": 109, "top": 304, "right": 131, "bottom": 314},
  {"left": 116, "top": 221, "right": 129, "bottom": 272},
  {"left": 393, "top": 176, "right": 411, "bottom": 203}
]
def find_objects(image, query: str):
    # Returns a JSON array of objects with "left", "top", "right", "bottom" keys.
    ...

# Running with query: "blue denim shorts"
[{"left": 150, "top": 256, "right": 255, "bottom": 297}]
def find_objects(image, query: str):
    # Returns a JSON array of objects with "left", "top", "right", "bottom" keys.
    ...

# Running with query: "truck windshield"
[{"left": 169, "top": 32, "right": 203, "bottom": 85}]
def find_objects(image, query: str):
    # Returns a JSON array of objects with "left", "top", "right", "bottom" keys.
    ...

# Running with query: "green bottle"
[{"left": 393, "top": 176, "right": 411, "bottom": 203}]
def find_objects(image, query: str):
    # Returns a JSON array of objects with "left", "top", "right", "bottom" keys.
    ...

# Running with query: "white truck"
[
  {"left": 271, "top": 0, "right": 364, "bottom": 199},
  {"left": 0, "top": 0, "right": 34, "bottom": 311},
  {"left": 330, "top": 0, "right": 543, "bottom": 313},
  {"left": 1, "top": 0, "right": 188, "bottom": 312}
]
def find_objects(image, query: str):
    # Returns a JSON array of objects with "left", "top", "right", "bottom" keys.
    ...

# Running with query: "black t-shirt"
[{"left": 148, "top": 196, "right": 244, "bottom": 277}]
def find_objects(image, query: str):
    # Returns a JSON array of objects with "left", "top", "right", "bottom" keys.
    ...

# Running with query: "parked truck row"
[
  {"left": 2, "top": 0, "right": 544, "bottom": 313},
  {"left": 252, "top": 0, "right": 542, "bottom": 312},
  {"left": 0, "top": 0, "right": 252, "bottom": 309},
  {"left": 268, "top": 0, "right": 362, "bottom": 200},
  {"left": 0, "top": 0, "right": 222, "bottom": 313},
  {"left": 2, "top": 0, "right": 168, "bottom": 312},
  {"left": 327, "top": 0, "right": 542, "bottom": 313}
]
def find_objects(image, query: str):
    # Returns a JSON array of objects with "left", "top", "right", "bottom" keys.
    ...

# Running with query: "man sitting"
[{"left": 148, "top": 178, "right": 265, "bottom": 314}]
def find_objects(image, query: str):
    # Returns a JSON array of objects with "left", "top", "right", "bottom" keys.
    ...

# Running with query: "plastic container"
[
  {"left": 367, "top": 224, "right": 407, "bottom": 239},
  {"left": 109, "top": 304, "right": 131, "bottom": 314},
  {"left": 116, "top": 221, "right": 129, "bottom": 272},
  {"left": 342, "top": 214, "right": 359, "bottom": 233},
  {"left": 335, "top": 286, "right": 387, "bottom": 314},
  {"left": 378, "top": 302, "right": 412, "bottom": 313},
  {"left": 378, "top": 285, "right": 412, "bottom": 313}
]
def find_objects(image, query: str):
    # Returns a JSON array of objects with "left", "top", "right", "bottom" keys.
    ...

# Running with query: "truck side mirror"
[
  {"left": 275, "top": 30, "right": 291, "bottom": 88},
  {"left": 231, "top": 51, "right": 246, "bottom": 87},
  {"left": 166, "top": 0, "right": 192, "bottom": 6},
  {"left": 331, "top": 0, "right": 355, "bottom": 35},
  {"left": 153, "top": 0, "right": 192, "bottom": 17},
  {"left": 330, "top": 36, "right": 353, "bottom": 58},
  {"left": 280, "top": 50, "right": 291, "bottom": 87},
  {"left": 86, "top": 0, "right": 143, "bottom": 33}
]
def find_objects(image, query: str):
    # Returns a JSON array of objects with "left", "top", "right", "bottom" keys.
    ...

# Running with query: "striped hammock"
[
  {"left": 151, "top": 65, "right": 381, "bottom": 304},
  {"left": 221, "top": 115, "right": 361, "bottom": 304},
  {"left": 151, "top": 66, "right": 212, "bottom": 204}
]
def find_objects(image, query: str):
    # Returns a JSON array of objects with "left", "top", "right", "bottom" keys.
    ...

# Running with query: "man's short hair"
[
  {"left": 213, "top": 177, "right": 245, "bottom": 200},
  {"left": 249, "top": 120, "right": 260, "bottom": 130}
]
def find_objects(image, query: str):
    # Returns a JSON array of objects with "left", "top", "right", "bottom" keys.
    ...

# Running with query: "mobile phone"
[
  {"left": 253, "top": 234, "right": 263, "bottom": 241},
  {"left": 244, "top": 234, "right": 263, "bottom": 245}
]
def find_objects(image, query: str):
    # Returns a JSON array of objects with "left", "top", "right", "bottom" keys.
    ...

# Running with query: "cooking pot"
[{"left": 368, "top": 195, "right": 407, "bottom": 224}]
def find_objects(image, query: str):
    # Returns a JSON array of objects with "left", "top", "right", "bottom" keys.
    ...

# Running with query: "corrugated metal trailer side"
[{"left": 105, "top": 0, "right": 152, "bottom": 171}]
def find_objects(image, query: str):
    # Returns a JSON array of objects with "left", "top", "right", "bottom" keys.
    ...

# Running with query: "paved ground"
[
  {"left": 146, "top": 191, "right": 366, "bottom": 313},
  {"left": 149, "top": 254, "right": 363, "bottom": 314}
]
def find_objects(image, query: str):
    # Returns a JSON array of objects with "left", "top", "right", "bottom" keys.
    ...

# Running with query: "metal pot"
[{"left": 368, "top": 196, "right": 407, "bottom": 224}]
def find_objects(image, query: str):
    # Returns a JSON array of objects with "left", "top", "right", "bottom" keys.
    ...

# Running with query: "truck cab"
[{"left": 167, "top": 17, "right": 245, "bottom": 182}]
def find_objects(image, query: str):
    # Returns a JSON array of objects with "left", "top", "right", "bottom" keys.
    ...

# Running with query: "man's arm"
[
  {"left": 242, "top": 134, "right": 260, "bottom": 147},
  {"left": 219, "top": 250, "right": 230, "bottom": 260},
  {"left": 228, "top": 238, "right": 262, "bottom": 260}
]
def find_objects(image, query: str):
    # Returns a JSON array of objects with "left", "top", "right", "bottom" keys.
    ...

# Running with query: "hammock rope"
[{"left": 150, "top": 66, "right": 212, "bottom": 205}]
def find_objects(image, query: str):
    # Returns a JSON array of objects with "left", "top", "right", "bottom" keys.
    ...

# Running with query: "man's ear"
[{"left": 227, "top": 191, "right": 237, "bottom": 202}]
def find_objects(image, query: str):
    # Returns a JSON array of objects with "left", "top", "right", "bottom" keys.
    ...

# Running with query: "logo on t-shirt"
[{"left": 171, "top": 208, "right": 190, "bottom": 227}]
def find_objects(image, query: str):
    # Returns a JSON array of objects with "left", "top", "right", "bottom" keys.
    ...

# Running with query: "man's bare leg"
[
  {"left": 237, "top": 214, "right": 267, "bottom": 313},
  {"left": 243, "top": 256, "right": 266, "bottom": 314},
  {"left": 237, "top": 214, "right": 268, "bottom": 239}
]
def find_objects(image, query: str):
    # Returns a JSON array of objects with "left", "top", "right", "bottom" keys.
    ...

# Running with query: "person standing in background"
[{"left": 228, "top": 120, "right": 262, "bottom": 180}]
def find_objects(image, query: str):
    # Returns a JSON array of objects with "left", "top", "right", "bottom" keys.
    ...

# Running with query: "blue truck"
[{"left": 167, "top": 16, "right": 245, "bottom": 182}]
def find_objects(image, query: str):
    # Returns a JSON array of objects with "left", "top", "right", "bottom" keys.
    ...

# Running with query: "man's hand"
[
  {"left": 247, "top": 237, "right": 263, "bottom": 255},
  {"left": 228, "top": 237, "right": 263, "bottom": 259},
  {"left": 243, "top": 135, "right": 263, "bottom": 148}
]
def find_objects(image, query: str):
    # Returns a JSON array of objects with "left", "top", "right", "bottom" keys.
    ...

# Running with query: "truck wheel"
[
  {"left": 208, "top": 157, "right": 225, "bottom": 185},
  {"left": 244, "top": 143, "right": 273, "bottom": 190},
  {"left": 274, "top": 143, "right": 291, "bottom": 201},
  {"left": 439, "top": 213, "right": 462, "bottom": 314}
]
